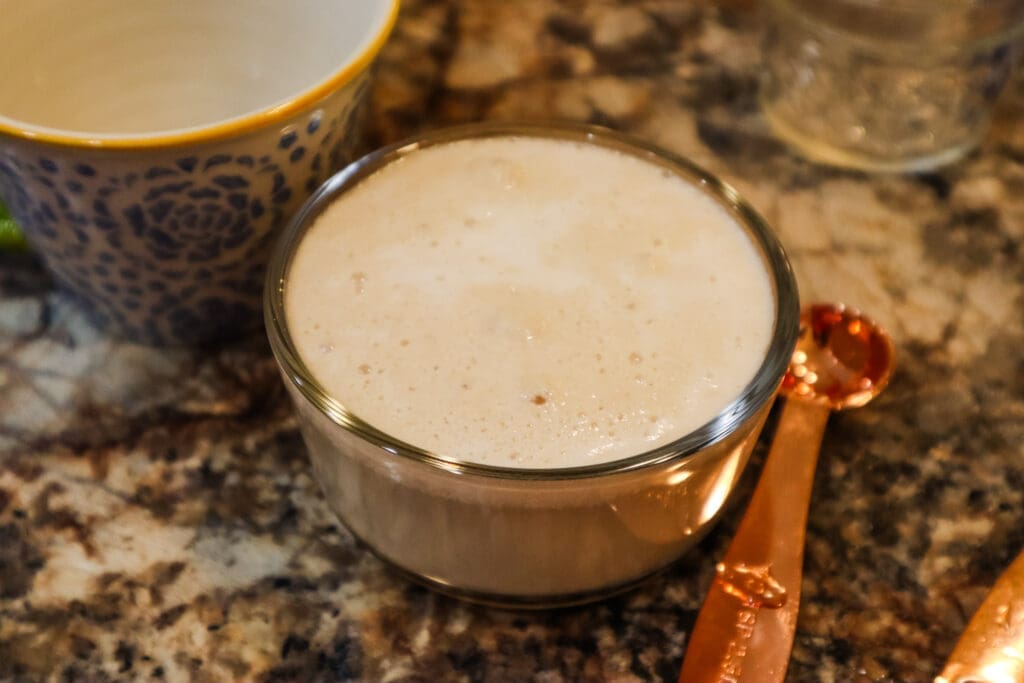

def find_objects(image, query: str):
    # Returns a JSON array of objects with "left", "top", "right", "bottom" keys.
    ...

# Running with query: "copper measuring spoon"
[
  {"left": 937, "top": 548, "right": 1024, "bottom": 682},
  {"left": 679, "top": 303, "right": 895, "bottom": 683}
]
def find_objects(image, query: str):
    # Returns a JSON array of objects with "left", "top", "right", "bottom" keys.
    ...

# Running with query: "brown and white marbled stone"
[{"left": 2, "top": 1, "right": 1024, "bottom": 681}]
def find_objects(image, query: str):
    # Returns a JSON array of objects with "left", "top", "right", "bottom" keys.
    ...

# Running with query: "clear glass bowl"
[{"left": 264, "top": 123, "right": 800, "bottom": 607}]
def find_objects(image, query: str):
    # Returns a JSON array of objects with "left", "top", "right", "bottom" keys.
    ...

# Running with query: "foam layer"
[{"left": 285, "top": 136, "right": 775, "bottom": 468}]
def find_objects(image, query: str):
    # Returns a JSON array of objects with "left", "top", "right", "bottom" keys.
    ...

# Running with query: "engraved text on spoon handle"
[{"left": 680, "top": 398, "right": 830, "bottom": 683}]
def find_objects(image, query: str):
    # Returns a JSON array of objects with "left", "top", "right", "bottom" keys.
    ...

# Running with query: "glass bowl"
[{"left": 265, "top": 122, "right": 800, "bottom": 607}]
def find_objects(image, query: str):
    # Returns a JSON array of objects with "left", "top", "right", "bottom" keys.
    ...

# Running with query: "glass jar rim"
[{"left": 264, "top": 122, "right": 800, "bottom": 481}]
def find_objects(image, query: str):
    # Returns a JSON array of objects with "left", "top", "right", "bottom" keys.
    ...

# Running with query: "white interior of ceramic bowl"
[{"left": 0, "top": 0, "right": 396, "bottom": 139}]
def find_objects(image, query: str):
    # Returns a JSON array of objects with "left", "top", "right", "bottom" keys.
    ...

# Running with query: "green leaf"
[{"left": 0, "top": 198, "right": 29, "bottom": 251}]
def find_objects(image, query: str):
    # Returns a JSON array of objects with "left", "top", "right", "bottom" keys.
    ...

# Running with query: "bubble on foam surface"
[
  {"left": 351, "top": 271, "right": 366, "bottom": 295},
  {"left": 285, "top": 136, "right": 774, "bottom": 468}
]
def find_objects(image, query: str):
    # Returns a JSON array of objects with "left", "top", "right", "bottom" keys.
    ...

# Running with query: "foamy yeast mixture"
[{"left": 286, "top": 137, "right": 775, "bottom": 468}]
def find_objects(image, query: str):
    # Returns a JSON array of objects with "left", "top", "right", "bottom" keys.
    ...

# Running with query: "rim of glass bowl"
[{"left": 264, "top": 121, "right": 800, "bottom": 481}]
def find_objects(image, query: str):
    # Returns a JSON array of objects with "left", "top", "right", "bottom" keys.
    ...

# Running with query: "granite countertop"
[{"left": 3, "top": 1, "right": 1024, "bottom": 681}]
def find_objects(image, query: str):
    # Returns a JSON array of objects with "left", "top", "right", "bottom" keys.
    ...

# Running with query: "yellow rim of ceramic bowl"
[{"left": 0, "top": 0, "right": 400, "bottom": 151}]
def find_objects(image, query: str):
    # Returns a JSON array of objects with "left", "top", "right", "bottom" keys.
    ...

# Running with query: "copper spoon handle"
[
  {"left": 679, "top": 399, "right": 830, "bottom": 683},
  {"left": 937, "top": 549, "right": 1024, "bottom": 683}
]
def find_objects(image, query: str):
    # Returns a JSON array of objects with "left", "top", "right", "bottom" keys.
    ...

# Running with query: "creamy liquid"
[{"left": 286, "top": 137, "right": 774, "bottom": 468}]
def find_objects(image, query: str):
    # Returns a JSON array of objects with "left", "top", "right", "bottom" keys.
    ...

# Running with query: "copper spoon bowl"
[{"left": 679, "top": 303, "right": 895, "bottom": 683}]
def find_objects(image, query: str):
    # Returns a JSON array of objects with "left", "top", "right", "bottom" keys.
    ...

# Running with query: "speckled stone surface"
[{"left": 2, "top": 2, "right": 1024, "bottom": 681}]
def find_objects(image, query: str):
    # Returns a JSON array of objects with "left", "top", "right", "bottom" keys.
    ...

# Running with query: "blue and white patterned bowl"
[{"left": 0, "top": 0, "right": 399, "bottom": 345}]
